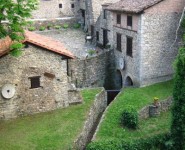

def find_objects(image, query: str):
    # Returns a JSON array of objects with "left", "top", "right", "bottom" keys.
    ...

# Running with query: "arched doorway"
[
  {"left": 115, "top": 70, "right": 123, "bottom": 90},
  {"left": 125, "top": 76, "right": 133, "bottom": 86}
]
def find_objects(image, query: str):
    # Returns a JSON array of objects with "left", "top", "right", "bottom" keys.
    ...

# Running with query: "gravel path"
[{"left": 36, "top": 29, "right": 97, "bottom": 58}]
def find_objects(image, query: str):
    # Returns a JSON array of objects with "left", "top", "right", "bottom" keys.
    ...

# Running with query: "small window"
[
  {"left": 117, "top": 14, "right": 121, "bottom": 24},
  {"left": 59, "top": 4, "right": 62, "bottom": 8},
  {"left": 29, "top": 76, "right": 41, "bottom": 89},
  {"left": 71, "top": 4, "right": 74, "bottom": 8},
  {"left": 96, "top": 31, "right": 99, "bottom": 41},
  {"left": 103, "top": 10, "right": 107, "bottom": 19},
  {"left": 127, "top": 16, "right": 132, "bottom": 27},
  {"left": 126, "top": 37, "right": 133, "bottom": 57},
  {"left": 117, "top": 33, "right": 121, "bottom": 51}
]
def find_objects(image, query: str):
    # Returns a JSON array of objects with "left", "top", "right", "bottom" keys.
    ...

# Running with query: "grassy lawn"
[
  {"left": 95, "top": 80, "right": 173, "bottom": 141},
  {"left": 0, "top": 88, "right": 101, "bottom": 150}
]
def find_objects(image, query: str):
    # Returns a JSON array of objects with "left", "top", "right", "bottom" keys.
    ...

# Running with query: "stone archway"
[
  {"left": 115, "top": 70, "right": 123, "bottom": 90},
  {"left": 125, "top": 76, "right": 133, "bottom": 86}
]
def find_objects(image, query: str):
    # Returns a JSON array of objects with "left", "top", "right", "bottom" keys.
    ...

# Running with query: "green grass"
[
  {"left": 0, "top": 88, "right": 101, "bottom": 150},
  {"left": 95, "top": 80, "right": 173, "bottom": 141}
]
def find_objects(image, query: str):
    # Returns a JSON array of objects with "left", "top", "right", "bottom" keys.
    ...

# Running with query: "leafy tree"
[
  {"left": 171, "top": 17, "right": 185, "bottom": 149},
  {"left": 0, "top": 0, "right": 38, "bottom": 56}
]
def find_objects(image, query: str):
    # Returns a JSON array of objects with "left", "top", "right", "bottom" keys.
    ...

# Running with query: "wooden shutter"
[
  {"left": 117, "top": 33, "right": 121, "bottom": 51},
  {"left": 126, "top": 37, "right": 133, "bottom": 57}
]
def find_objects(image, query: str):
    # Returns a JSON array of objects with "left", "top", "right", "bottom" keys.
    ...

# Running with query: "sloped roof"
[
  {"left": 0, "top": 31, "right": 75, "bottom": 59},
  {"left": 24, "top": 31, "right": 75, "bottom": 59},
  {"left": 0, "top": 37, "right": 12, "bottom": 57},
  {"left": 106, "top": 0, "right": 164, "bottom": 13}
]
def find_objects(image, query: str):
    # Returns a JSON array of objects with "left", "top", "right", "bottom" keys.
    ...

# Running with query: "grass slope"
[
  {"left": 0, "top": 88, "right": 101, "bottom": 150},
  {"left": 95, "top": 80, "right": 173, "bottom": 141}
]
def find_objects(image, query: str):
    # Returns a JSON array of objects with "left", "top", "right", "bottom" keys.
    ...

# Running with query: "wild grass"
[{"left": 0, "top": 88, "right": 101, "bottom": 150}]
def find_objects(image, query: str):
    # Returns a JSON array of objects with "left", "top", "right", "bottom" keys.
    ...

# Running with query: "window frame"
[
  {"left": 126, "top": 36, "right": 133, "bottom": 57},
  {"left": 116, "top": 33, "right": 122, "bottom": 51},
  {"left": 127, "top": 15, "right": 132, "bottom": 27},
  {"left": 116, "top": 14, "right": 121, "bottom": 24},
  {"left": 29, "top": 76, "right": 41, "bottom": 89}
]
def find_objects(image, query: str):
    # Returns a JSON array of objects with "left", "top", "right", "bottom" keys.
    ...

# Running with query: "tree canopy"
[{"left": 0, "top": 0, "right": 38, "bottom": 56}]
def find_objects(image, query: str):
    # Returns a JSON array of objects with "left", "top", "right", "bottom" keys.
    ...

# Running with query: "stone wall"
[
  {"left": 138, "top": 97, "right": 172, "bottom": 119},
  {"left": 68, "top": 50, "right": 115, "bottom": 89},
  {"left": 68, "top": 88, "right": 83, "bottom": 105},
  {"left": 32, "top": 0, "right": 77, "bottom": 19},
  {"left": 0, "top": 44, "right": 69, "bottom": 120},
  {"left": 75, "top": 88, "right": 107, "bottom": 150},
  {"left": 139, "top": 0, "right": 185, "bottom": 86}
]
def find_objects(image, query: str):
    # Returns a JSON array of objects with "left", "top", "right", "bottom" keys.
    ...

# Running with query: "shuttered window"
[
  {"left": 117, "top": 33, "right": 122, "bottom": 51},
  {"left": 127, "top": 16, "right": 132, "bottom": 27},
  {"left": 117, "top": 14, "right": 121, "bottom": 24},
  {"left": 29, "top": 76, "right": 41, "bottom": 89},
  {"left": 126, "top": 37, "right": 133, "bottom": 57}
]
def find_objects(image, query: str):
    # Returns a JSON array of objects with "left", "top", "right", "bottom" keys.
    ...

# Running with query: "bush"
[
  {"left": 54, "top": 25, "right": 61, "bottom": 29},
  {"left": 87, "top": 49, "right": 96, "bottom": 56},
  {"left": 87, "top": 133, "right": 171, "bottom": 150},
  {"left": 28, "top": 26, "right": 36, "bottom": 31},
  {"left": 121, "top": 105, "right": 138, "bottom": 129},
  {"left": 39, "top": 26, "right": 45, "bottom": 31},
  {"left": 63, "top": 23, "right": 69, "bottom": 29},
  {"left": 73, "top": 23, "right": 81, "bottom": 29}
]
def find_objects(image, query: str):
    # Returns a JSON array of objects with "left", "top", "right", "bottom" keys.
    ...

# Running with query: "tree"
[
  {"left": 0, "top": 0, "right": 38, "bottom": 56},
  {"left": 171, "top": 17, "right": 185, "bottom": 149}
]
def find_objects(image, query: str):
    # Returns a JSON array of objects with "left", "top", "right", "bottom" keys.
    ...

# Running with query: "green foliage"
[
  {"left": 54, "top": 25, "right": 61, "bottom": 29},
  {"left": 73, "top": 23, "right": 81, "bottom": 29},
  {"left": 0, "top": 88, "right": 101, "bottom": 150},
  {"left": 121, "top": 105, "right": 138, "bottom": 129},
  {"left": 63, "top": 23, "right": 69, "bottom": 29},
  {"left": 171, "top": 18, "right": 185, "bottom": 149},
  {"left": 39, "top": 26, "right": 46, "bottom": 31},
  {"left": 87, "top": 133, "right": 171, "bottom": 150},
  {"left": 0, "top": 0, "right": 38, "bottom": 56},
  {"left": 10, "top": 42, "right": 24, "bottom": 57},
  {"left": 28, "top": 26, "right": 36, "bottom": 31},
  {"left": 87, "top": 49, "right": 96, "bottom": 56}
]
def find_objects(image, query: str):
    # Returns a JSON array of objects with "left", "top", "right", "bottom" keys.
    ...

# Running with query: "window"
[
  {"left": 117, "top": 33, "right": 121, "bottom": 51},
  {"left": 71, "top": 4, "right": 74, "bottom": 8},
  {"left": 117, "top": 14, "right": 121, "bottom": 24},
  {"left": 96, "top": 31, "right": 99, "bottom": 41},
  {"left": 103, "top": 10, "right": 107, "bottom": 19},
  {"left": 29, "top": 76, "right": 41, "bottom": 89},
  {"left": 126, "top": 37, "right": 133, "bottom": 57},
  {"left": 59, "top": 4, "right": 62, "bottom": 8},
  {"left": 127, "top": 16, "right": 132, "bottom": 27}
]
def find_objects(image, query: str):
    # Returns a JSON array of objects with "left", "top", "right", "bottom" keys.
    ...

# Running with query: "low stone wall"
[
  {"left": 74, "top": 88, "right": 107, "bottom": 150},
  {"left": 138, "top": 97, "right": 172, "bottom": 119}
]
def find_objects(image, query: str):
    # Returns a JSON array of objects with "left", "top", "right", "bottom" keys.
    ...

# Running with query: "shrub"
[
  {"left": 73, "top": 23, "right": 81, "bottom": 29},
  {"left": 28, "top": 26, "right": 36, "bottom": 31},
  {"left": 87, "top": 49, "right": 96, "bottom": 56},
  {"left": 47, "top": 24, "right": 52, "bottom": 29},
  {"left": 121, "top": 105, "right": 138, "bottom": 129},
  {"left": 87, "top": 133, "right": 171, "bottom": 150},
  {"left": 39, "top": 26, "right": 45, "bottom": 31},
  {"left": 63, "top": 23, "right": 69, "bottom": 29},
  {"left": 54, "top": 25, "right": 61, "bottom": 29},
  {"left": 10, "top": 42, "right": 24, "bottom": 57}
]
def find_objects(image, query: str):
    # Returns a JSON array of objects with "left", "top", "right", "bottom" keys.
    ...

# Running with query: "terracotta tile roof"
[
  {"left": 0, "top": 37, "right": 12, "bottom": 57},
  {"left": 0, "top": 31, "right": 75, "bottom": 59},
  {"left": 24, "top": 31, "right": 75, "bottom": 59},
  {"left": 106, "top": 0, "right": 164, "bottom": 13}
]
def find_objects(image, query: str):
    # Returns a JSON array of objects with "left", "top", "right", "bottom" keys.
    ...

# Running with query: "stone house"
[
  {"left": 89, "top": 0, "right": 184, "bottom": 88},
  {"left": 32, "top": 0, "right": 78, "bottom": 19},
  {"left": 0, "top": 31, "right": 74, "bottom": 120}
]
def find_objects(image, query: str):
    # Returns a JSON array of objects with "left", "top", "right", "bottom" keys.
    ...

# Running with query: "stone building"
[
  {"left": 32, "top": 0, "right": 78, "bottom": 19},
  {"left": 80, "top": 0, "right": 184, "bottom": 88},
  {"left": 104, "top": 0, "right": 185, "bottom": 87},
  {"left": 0, "top": 31, "right": 74, "bottom": 120}
]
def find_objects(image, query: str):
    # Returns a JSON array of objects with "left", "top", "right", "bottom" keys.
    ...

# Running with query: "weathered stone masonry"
[{"left": 0, "top": 45, "right": 69, "bottom": 120}]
